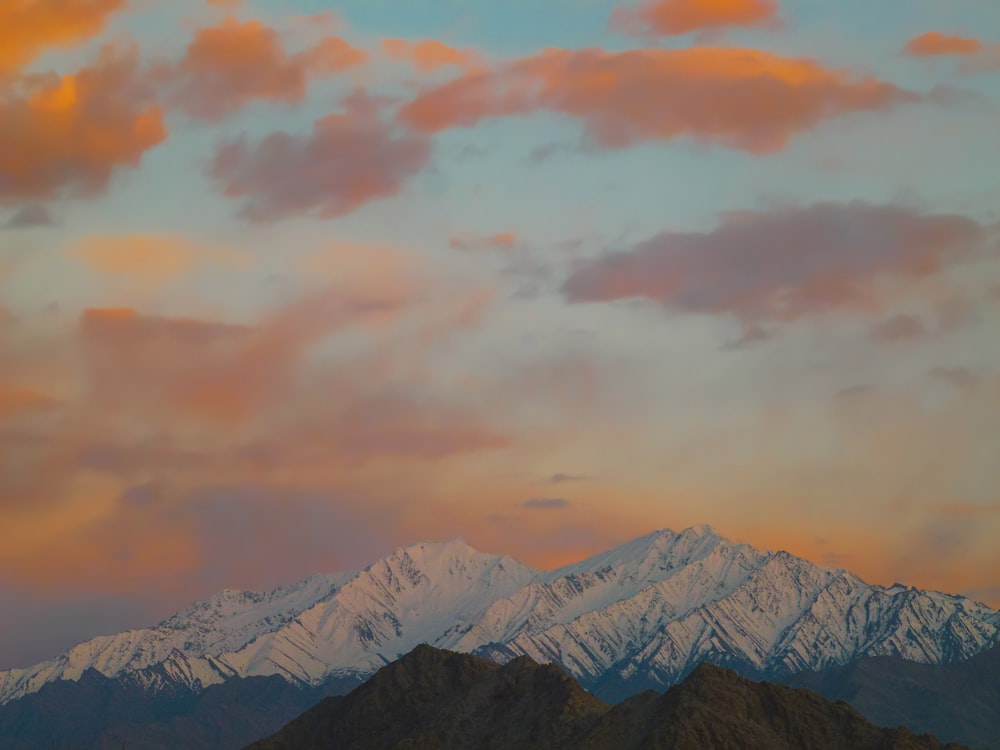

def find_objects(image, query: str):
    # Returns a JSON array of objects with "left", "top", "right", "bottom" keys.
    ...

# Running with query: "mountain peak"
[
  {"left": 398, "top": 536, "right": 472, "bottom": 555},
  {"left": 378, "top": 538, "right": 538, "bottom": 584},
  {"left": 679, "top": 523, "right": 719, "bottom": 537}
]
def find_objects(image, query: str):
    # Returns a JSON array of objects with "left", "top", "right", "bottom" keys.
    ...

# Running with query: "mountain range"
[
  {"left": 247, "top": 644, "right": 965, "bottom": 750},
  {"left": 2, "top": 526, "right": 998, "bottom": 747}
]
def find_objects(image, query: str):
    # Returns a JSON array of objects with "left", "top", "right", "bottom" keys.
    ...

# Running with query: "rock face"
[
  {"left": 4, "top": 527, "right": 997, "bottom": 708},
  {"left": 783, "top": 642, "right": 1000, "bottom": 750},
  {"left": 247, "top": 645, "right": 966, "bottom": 750}
]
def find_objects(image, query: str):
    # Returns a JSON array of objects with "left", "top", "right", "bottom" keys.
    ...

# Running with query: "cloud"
[
  {"left": 929, "top": 366, "right": 979, "bottom": 393},
  {"left": 3, "top": 205, "right": 54, "bottom": 229},
  {"left": 69, "top": 233, "right": 247, "bottom": 279},
  {"left": 870, "top": 313, "right": 929, "bottom": 341},
  {"left": 399, "top": 47, "right": 915, "bottom": 154},
  {"left": 834, "top": 384, "right": 876, "bottom": 403},
  {"left": 904, "top": 32, "right": 982, "bottom": 57},
  {"left": 0, "top": 384, "right": 56, "bottom": 419},
  {"left": 449, "top": 231, "right": 518, "bottom": 251},
  {"left": 79, "top": 307, "right": 258, "bottom": 425},
  {"left": 903, "top": 32, "right": 1000, "bottom": 73},
  {"left": 76, "top": 276, "right": 419, "bottom": 428},
  {"left": 174, "top": 483, "right": 396, "bottom": 590},
  {"left": 170, "top": 17, "right": 366, "bottom": 121},
  {"left": 69, "top": 241, "right": 495, "bottom": 437},
  {"left": 563, "top": 202, "right": 988, "bottom": 325},
  {"left": 523, "top": 497, "right": 570, "bottom": 510},
  {"left": 209, "top": 94, "right": 431, "bottom": 220},
  {"left": 548, "top": 473, "right": 587, "bottom": 483},
  {"left": 0, "top": 45, "right": 167, "bottom": 202},
  {"left": 527, "top": 142, "right": 580, "bottom": 164},
  {"left": 0, "top": 248, "right": 508, "bottom": 596},
  {"left": 611, "top": 0, "right": 779, "bottom": 37},
  {"left": 0, "top": 0, "right": 124, "bottom": 76},
  {"left": 382, "top": 38, "right": 481, "bottom": 73}
]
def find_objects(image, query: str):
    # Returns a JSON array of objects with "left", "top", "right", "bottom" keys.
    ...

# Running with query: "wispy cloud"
[{"left": 523, "top": 497, "right": 570, "bottom": 510}]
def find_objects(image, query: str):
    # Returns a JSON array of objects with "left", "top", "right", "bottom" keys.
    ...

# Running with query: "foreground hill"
[{"left": 247, "top": 645, "right": 965, "bottom": 750}]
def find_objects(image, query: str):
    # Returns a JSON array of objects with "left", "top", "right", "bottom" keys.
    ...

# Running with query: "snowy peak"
[
  {"left": 371, "top": 539, "right": 538, "bottom": 602},
  {"left": 549, "top": 525, "right": 727, "bottom": 581},
  {"left": 199, "top": 539, "right": 542, "bottom": 686}
]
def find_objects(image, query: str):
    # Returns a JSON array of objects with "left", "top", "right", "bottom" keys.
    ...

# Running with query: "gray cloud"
[{"left": 523, "top": 497, "right": 570, "bottom": 510}]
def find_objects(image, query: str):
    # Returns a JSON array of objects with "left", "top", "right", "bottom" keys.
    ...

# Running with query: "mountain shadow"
[
  {"left": 0, "top": 669, "right": 360, "bottom": 750},
  {"left": 782, "top": 642, "right": 1000, "bottom": 750},
  {"left": 247, "top": 645, "right": 966, "bottom": 750}
]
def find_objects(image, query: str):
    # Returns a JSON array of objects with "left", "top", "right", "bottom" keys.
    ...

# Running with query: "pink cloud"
[
  {"left": 449, "top": 231, "right": 519, "bottom": 251},
  {"left": 870, "top": 313, "right": 930, "bottom": 342},
  {"left": 563, "top": 202, "right": 987, "bottom": 324},
  {"left": 209, "top": 95, "right": 431, "bottom": 220}
]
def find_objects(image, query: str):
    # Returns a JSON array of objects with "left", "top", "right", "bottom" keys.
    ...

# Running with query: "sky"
[{"left": 1, "top": 0, "right": 999, "bottom": 669}]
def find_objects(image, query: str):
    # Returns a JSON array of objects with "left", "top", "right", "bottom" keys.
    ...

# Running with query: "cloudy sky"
[{"left": 1, "top": 0, "right": 999, "bottom": 668}]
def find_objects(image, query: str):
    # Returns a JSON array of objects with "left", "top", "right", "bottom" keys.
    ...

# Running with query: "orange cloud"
[
  {"left": 0, "top": 45, "right": 166, "bottom": 202},
  {"left": 0, "top": 0, "right": 124, "bottom": 76},
  {"left": 80, "top": 307, "right": 263, "bottom": 426},
  {"left": 563, "top": 202, "right": 988, "bottom": 324},
  {"left": 0, "top": 469, "right": 204, "bottom": 593},
  {"left": 0, "top": 273, "right": 508, "bottom": 593},
  {"left": 69, "top": 233, "right": 249, "bottom": 280},
  {"left": 382, "top": 38, "right": 481, "bottom": 73},
  {"left": 399, "top": 47, "right": 914, "bottom": 154},
  {"left": 75, "top": 249, "right": 478, "bottom": 430},
  {"left": 611, "top": 0, "right": 779, "bottom": 36},
  {"left": 0, "top": 384, "right": 55, "bottom": 419},
  {"left": 210, "top": 93, "right": 431, "bottom": 220},
  {"left": 171, "top": 17, "right": 366, "bottom": 120},
  {"left": 72, "top": 235, "right": 197, "bottom": 279},
  {"left": 904, "top": 31, "right": 982, "bottom": 57}
]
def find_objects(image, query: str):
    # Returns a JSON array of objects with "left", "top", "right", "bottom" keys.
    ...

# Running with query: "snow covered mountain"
[
  {"left": 0, "top": 539, "right": 536, "bottom": 704},
  {"left": 2, "top": 526, "right": 998, "bottom": 705},
  {"left": 469, "top": 526, "right": 1000, "bottom": 697}
]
